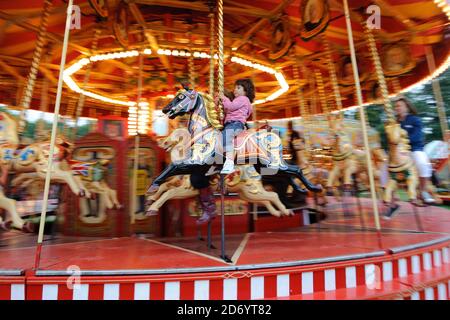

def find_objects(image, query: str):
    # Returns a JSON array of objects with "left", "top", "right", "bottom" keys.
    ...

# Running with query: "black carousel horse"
[{"left": 146, "top": 85, "right": 322, "bottom": 196}]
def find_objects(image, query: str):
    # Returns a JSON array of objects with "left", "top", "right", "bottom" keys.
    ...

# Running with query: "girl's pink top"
[{"left": 222, "top": 95, "right": 252, "bottom": 124}]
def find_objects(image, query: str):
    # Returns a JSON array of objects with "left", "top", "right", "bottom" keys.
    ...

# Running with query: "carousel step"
[{"left": 275, "top": 263, "right": 450, "bottom": 300}]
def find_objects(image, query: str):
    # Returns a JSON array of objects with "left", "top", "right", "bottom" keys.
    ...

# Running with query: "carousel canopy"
[{"left": 0, "top": 0, "right": 448, "bottom": 120}]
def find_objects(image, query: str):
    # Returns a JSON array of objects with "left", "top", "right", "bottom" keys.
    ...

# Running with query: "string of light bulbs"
[{"left": 63, "top": 48, "right": 289, "bottom": 108}]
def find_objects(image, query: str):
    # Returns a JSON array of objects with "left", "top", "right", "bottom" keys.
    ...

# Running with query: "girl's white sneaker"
[{"left": 220, "top": 159, "right": 235, "bottom": 174}]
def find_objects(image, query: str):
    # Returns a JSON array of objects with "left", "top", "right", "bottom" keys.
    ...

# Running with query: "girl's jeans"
[{"left": 222, "top": 121, "right": 245, "bottom": 160}]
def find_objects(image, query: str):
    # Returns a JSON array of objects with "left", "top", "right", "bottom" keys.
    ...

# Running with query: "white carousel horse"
[
  {"left": 326, "top": 116, "right": 367, "bottom": 194},
  {"left": 12, "top": 158, "right": 122, "bottom": 224},
  {"left": 0, "top": 111, "right": 88, "bottom": 231},
  {"left": 384, "top": 123, "right": 418, "bottom": 203}
]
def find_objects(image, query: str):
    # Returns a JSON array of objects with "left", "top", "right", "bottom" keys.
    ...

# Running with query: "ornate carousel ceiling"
[{"left": 0, "top": 0, "right": 448, "bottom": 120}]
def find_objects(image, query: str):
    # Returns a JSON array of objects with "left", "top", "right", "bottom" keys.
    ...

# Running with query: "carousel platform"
[{"left": 0, "top": 197, "right": 449, "bottom": 300}]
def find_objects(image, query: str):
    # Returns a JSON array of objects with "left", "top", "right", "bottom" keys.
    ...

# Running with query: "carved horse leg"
[
  {"left": 255, "top": 183, "right": 292, "bottom": 216},
  {"left": 261, "top": 191, "right": 292, "bottom": 216},
  {"left": 36, "top": 168, "right": 85, "bottom": 197},
  {"left": 406, "top": 168, "right": 418, "bottom": 201},
  {"left": 72, "top": 175, "right": 92, "bottom": 198},
  {"left": 327, "top": 163, "right": 341, "bottom": 193},
  {"left": 0, "top": 190, "right": 25, "bottom": 230},
  {"left": 100, "top": 181, "right": 121, "bottom": 209},
  {"left": 230, "top": 185, "right": 284, "bottom": 217},
  {"left": 147, "top": 186, "right": 198, "bottom": 215},
  {"left": 86, "top": 181, "right": 112, "bottom": 209},
  {"left": 276, "top": 164, "right": 322, "bottom": 193},
  {"left": 343, "top": 159, "right": 358, "bottom": 187},
  {"left": 148, "top": 163, "right": 210, "bottom": 194},
  {"left": 148, "top": 178, "right": 175, "bottom": 202},
  {"left": 384, "top": 178, "right": 397, "bottom": 204},
  {"left": 11, "top": 172, "right": 39, "bottom": 187}
]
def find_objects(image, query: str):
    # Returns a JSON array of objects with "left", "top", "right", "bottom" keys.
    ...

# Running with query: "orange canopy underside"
[{"left": 0, "top": 0, "right": 448, "bottom": 120}]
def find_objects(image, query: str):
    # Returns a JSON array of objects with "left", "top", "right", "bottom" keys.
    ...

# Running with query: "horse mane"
[
  {"left": 201, "top": 93, "right": 224, "bottom": 130},
  {"left": 399, "top": 127, "right": 411, "bottom": 152}
]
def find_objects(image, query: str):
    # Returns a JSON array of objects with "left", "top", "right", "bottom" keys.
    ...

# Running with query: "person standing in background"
[{"left": 394, "top": 96, "right": 435, "bottom": 205}]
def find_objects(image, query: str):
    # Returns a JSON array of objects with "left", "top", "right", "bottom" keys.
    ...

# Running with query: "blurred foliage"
[{"left": 359, "top": 68, "right": 450, "bottom": 149}]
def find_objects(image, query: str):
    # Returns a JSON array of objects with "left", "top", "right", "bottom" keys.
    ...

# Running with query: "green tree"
[{"left": 364, "top": 68, "right": 450, "bottom": 148}]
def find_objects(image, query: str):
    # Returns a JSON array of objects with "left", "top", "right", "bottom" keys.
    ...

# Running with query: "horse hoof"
[
  {"left": 147, "top": 185, "right": 159, "bottom": 195},
  {"left": 1, "top": 221, "right": 12, "bottom": 231},
  {"left": 22, "top": 221, "right": 34, "bottom": 233},
  {"left": 145, "top": 210, "right": 158, "bottom": 216}
]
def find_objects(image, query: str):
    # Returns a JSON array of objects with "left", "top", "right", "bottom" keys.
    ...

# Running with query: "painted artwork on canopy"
[
  {"left": 339, "top": 56, "right": 369, "bottom": 87},
  {"left": 381, "top": 43, "right": 416, "bottom": 77},
  {"left": 300, "top": 0, "right": 330, "bottom": 40},
  {"left": 269, "top": 17, "right": 292, "bottom": 60},
  {"left": 88, "top": 0, "right": 108, "bottom": 18},
  {"left": 113, "top": 0, "right": 130, "bottom": 48}
]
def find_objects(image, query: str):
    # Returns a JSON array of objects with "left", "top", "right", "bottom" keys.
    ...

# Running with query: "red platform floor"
[{"left": 1, "top": 197, "right": 449, "bottom": 274}]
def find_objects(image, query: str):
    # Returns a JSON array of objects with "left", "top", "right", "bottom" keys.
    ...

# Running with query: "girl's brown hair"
[
  {"left": 235, "top": 78, "right": 255, "bottom": 103},
  {"left": 393, "top": 95, "right": 418, "bottom": 115}
]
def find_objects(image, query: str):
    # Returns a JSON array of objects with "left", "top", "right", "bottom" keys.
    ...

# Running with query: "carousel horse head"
[
  {"left": 163, "top": 84, "right": 199, "bottom": 119},
  {"left": 385, "top": 122, "right": 408, "bottom": 145},
  {"left": 327, "top": 113, "right": 343, "bottom": 132}
]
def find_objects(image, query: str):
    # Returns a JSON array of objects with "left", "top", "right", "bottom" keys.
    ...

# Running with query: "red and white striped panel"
[
  {"left": 0, "top": 283, "right": 25, "bottom": 300},
  {"left": 405, "top": 280, "right": 450, "bottom": 300},
  {"left": 14, "top": 245, "right": 450, "bottom": 300}
]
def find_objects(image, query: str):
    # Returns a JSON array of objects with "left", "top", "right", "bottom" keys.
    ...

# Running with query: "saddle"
[
  {"left": 233, "top": 124, "right": 269, "bottom": 149},
  {"left": 234, "top": 130, "right": 254, "bottom": 148}
]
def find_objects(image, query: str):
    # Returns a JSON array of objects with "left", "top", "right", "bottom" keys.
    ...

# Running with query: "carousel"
[{"left": 0, "top": 0, "right": 449, "bottom": 300}]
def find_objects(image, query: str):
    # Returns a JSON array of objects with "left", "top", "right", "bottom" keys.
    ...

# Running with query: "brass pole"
[
  {"left": 19, "top": 0, "right": 53, "bottom": 133},
  {"left": 34, "top": 0, "right": 74, "bottom": 269},
  {"left": 343, "top": 0, "right": 381, "bottom": 231},
  {"left": 208, "top": 9, "right": 216, "bottom": 95},
  {"left": 425, "top": 46, "right": 448, "bottom": 140},
  {"left": 73, "top": 28, "right": 101, "bottom": 139},
  {"left": 131, "top": 53, "right": 144, "bottom": 225}
]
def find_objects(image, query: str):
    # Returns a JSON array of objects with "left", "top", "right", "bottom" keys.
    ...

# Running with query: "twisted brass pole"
[
  {"left": 19, "top": 0, "right": 53, "bottom": 133},
  {"left": 293, "top": 62, "right": 310, "bottom": 149},
  {"left": 209, "top": 10, "right": 216, "bottom": 95},
  {"left": 323, "top": 36, "right": 343, "bottom": 114},
  {"left": 39, "top": 46, "right": 53, "bottom": 113},
  {"left": 392, "top": 78, "right": 401, "bottom": 95},
  {"left": 188, "top": 30, "right": 195, "bottom": 89},
  {"left": 73, "top": 28, "right": 101, "bottom": 139},
  {"left": 363, "top": 24, "right": 395, "bottom": 123},
  {"left": 314, "top": 69, "right": 328, "bottom": 114},
  {"left": 217, "top": 0, "right": 225, "bottom": 124}
]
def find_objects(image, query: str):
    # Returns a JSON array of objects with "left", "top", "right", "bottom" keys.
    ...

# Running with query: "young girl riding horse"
[{"left": 219, "top": 78, "right": 255, "bottom": 174}]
